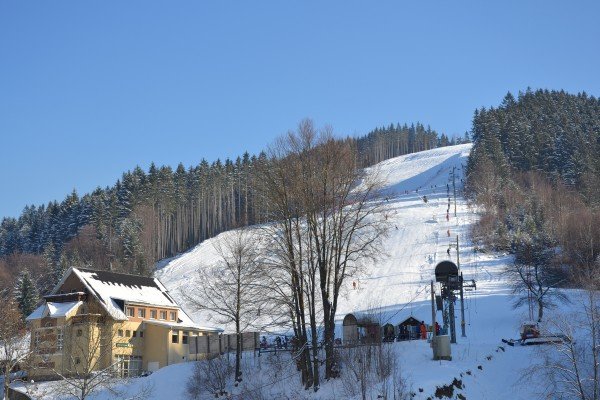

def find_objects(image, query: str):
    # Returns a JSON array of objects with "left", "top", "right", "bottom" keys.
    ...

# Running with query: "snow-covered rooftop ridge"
[
  {"left": 26, "top": 301, "right": 82, "bottom": 321},
  {"left": 68, "top": 267, "right": 179, "bottom": 320}
]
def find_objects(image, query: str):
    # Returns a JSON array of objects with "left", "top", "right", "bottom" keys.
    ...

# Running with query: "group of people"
[
  {"left": 260, "top": 335, "right": 289, "bottom": 350},
  {"left": 418, "top": 321, "right": 441, "bottom": 339}
]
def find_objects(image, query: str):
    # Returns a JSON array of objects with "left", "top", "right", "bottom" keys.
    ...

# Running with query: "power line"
[{"left": 381, "top": 284, "right": 429, "bottom": 325}]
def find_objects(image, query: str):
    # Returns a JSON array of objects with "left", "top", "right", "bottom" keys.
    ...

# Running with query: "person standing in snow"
[
  {"left": 420, "top": 321, "right": 427, "bottom": 340},
  {"left": 435, "top": 322, "right": 440, "bottom": 335}
]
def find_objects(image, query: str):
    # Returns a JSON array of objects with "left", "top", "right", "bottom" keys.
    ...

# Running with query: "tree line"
[
  {"left": 0, "top": 121, "right": 456, "bottom": 295},
  {"left": 466, "top": 89, "right": 600, "bottom": 309},
  {"left": 466, "top": 88, "right": 600, "bottom": 399},
  {"left": 356, "top": 122, "right": 467, "bottom": 166}
]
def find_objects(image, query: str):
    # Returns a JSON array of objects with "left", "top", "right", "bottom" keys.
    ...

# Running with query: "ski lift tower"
[{"left": 435, "top": 261, "right": 459, "bottom": 344}]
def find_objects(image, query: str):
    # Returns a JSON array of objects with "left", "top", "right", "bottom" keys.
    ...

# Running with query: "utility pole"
[
  {"left": 456, "top": 235, "right": 460, "bottom": 268},
  {"left": 452, "top": 166, "right": 458, "bottom": 217},
  {"left": 449, "top": 294, "right": 456, "bottom": 344},
  {"left": 460, "top": 272, "right": 466, "bottom": 338},
  {"left": 456, "top": 235, "right": 466, "bottom": 337},
  {"left": 431, "top": 281, "right": 436, "bottom": 337}
]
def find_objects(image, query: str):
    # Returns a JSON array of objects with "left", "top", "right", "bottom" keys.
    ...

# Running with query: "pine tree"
[
  {"left": 52, "top": 253, "right": 70, "bottom": 286},
  {"left": 13, "top": 270, "right": 39, "bottom": 319}
]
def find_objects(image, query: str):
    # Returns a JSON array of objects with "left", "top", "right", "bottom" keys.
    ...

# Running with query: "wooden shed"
[
  {"left": 343, "top": 313, "right": 381, "bottom": 345},
  {"left": 397, "top": 316, "right": 421, "bottom": 341}
]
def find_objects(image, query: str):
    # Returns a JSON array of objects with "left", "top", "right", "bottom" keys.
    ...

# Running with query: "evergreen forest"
[
  {"left": 0, "top": 122, "right": 458, "bottom": 296},
  {"left": 466, "top": 89, "right": 600, "bottom": 285}
]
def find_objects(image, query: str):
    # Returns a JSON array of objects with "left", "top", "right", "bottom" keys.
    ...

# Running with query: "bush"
[{"left": 186, "top": 356, "right": 234, "bottom": 399}]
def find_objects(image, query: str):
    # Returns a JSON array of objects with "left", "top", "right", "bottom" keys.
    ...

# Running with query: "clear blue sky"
[{"left": 1, "top": 1, "right": 599, "bottom": 218}]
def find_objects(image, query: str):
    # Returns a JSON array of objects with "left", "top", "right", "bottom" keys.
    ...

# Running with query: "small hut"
[
  {"left": 397, "top": 316, "right": 421, "bottom": 341},
  {"left": 343, "top": 313, "right": 381, "bottom": 345}
]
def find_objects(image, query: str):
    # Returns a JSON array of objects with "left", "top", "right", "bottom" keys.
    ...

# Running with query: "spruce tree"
[
  {"left": 52, "top": 253, "right": 70, "bottom": 286},
  {"left": 13, "top": 270, "right": 39, "bottom": 319}
]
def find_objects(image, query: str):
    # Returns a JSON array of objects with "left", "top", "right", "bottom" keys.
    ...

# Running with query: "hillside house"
[{"left": 26, "top": 267, "right": 222, "bottom": 379}]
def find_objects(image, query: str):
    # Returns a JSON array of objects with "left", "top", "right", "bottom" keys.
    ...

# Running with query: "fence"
[{"left": 188, "top": 332, "right": 260, "bottom": 360}]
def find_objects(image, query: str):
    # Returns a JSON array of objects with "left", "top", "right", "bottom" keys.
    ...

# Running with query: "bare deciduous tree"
[
  {"left": 257, "top": 119, "right": 390, "bottom": 390},
  {"left": 186, "top": 228, "right": 269, "bottom": 383},
  {"left": 531, "top": 269, "right": 600, "bottom": 400},
  {"left": 186, "top": 356, "right": 233, "bottom": 399},
  {"left": 49, "top": 314, "right": 128, "bottom": 400},
  {"left": 507, "top": 228, "right": 567, "bottom": 322},
  {"left": 0, "top": 293, "right": 29, "bottom": 400}
]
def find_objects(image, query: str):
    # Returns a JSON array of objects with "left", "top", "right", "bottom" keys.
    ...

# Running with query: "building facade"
[{"left": 26, "top": 267, "right": 222, "bottom": 379}]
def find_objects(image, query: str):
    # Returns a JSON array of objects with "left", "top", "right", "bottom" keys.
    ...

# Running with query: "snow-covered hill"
[
  {"left": 149, "top": 143, "right": 541, "bottom": 398},
  {"left": 157, "top": 143, "right": 485, "bottom": 327},
  {"left": 19, "top": 144, "right": 552, "bottom": 399}
]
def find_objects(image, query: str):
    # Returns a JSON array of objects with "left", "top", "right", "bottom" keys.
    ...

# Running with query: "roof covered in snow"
[
  {"left": 39, "top": 267, "right": 198, "bottom": 323},
  {"left": 26, "top": 301, "right": 82, "bottom": 321},
  {"left": 65, "top": 267, "right": 179, "bottom": 320}
]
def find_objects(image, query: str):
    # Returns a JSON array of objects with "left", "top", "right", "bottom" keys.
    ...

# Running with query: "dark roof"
[
  {"left": 343, "top": 313, "right": 379, "bottom": 326},
  {"left": 435, "top": 260, "right": 459, "bottom": 283},
  {"left": 399, "top": 316, "right": 421, "bottom": 326},
  {"left": 77, "top": 268, "right": 159, "bottom": 290}
]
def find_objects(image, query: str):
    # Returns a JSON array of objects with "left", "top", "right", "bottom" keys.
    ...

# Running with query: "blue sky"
[{"left": 1, "top": 1, "right": 599, "bottom": 218}]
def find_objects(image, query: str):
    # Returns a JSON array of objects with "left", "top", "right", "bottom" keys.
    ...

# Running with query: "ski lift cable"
[{"left": 381, "top": 284, "right": 429, "bottom": 325}]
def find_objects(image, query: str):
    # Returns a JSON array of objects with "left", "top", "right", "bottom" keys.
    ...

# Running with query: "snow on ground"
[
  {"left": 16, "top": 144, "right": 558, "bottom": 399},
  {"left": 152, "top": 143, "right": 542, "bottom": 399}
]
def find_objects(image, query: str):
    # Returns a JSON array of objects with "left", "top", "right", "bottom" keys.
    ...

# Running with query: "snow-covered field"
[{"left": 17, "top": 144, "right": 563, "bottom": 399}]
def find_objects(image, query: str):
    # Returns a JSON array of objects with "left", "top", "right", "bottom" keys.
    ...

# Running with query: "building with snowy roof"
[{"left": 26, "top": 267, "right": 222, "bottom": 379}]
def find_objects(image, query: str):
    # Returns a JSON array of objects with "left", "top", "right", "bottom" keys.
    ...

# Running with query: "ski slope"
[
  {"left": 18, "top": 144, "right": 550, "bottom": 399},
  {"left": 151, "top": 143, "right": 544, "bottom": 398},
  {"left": 156, "top": 143, "right": 495, "bottom": 328}
]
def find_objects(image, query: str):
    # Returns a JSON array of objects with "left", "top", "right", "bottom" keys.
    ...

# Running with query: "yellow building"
[{"left": 26, "top": 267, "right": 222, "bottom": 380}]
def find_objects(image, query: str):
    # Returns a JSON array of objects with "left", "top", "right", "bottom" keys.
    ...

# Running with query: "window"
[
  {"left": 34, "top": 330, "right": 41, "bottom": 347},
  {"left": 76, "top": 329, "right": 83, "bottom": 337},
  {"left": 169, "top": 311, "right": 176, "bottom": 321},
  {"left": 126, "top": 330, "right": 131, "bottom": 338},
  {"left": 75, "top": 357, "right": 81, "bottom": 365},
  {"left": 140, "top": 331, "right": 144, "bottom": 338},
  {"left": 56, "top": 328, "right": 64, "bottom": 352},
  {"left": 132, "top": 331, "right": 137, "bottom": 338},
  {"left": 127, "top": 307, "right": 135, "bottom": 317},
  {"left": 114, "top": 355, "right": 142, "bottom": 378},
  {"left": 159, "top": 310, "right": 167, "bottom": 320},
  {"left": 182, "top": 331, "right": 188, "bottom": 345},
  {"left": 172, "top": 332, "right": 179, "bottom": 344},
  {"left": 138, "top": 309, "right": 146, "bottom": 318},
  {"left": 150, "top": 310, "right": 157, "bottom": 319},
  {"left": 118, "top": 329, "right": 124, "bottom": 337}
]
